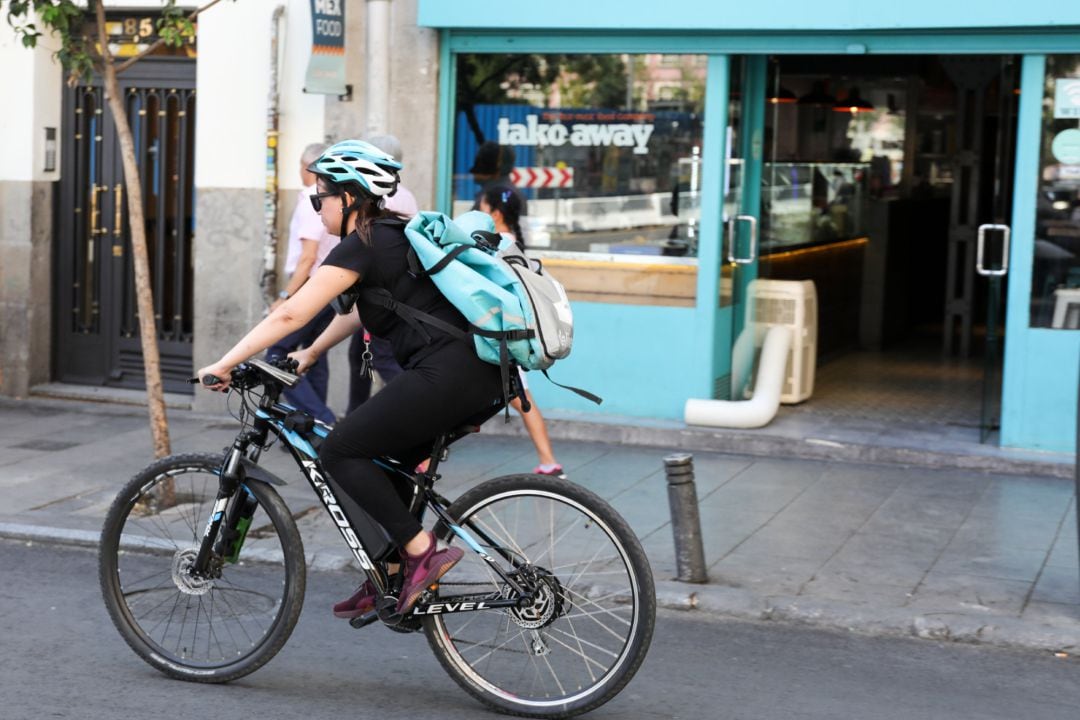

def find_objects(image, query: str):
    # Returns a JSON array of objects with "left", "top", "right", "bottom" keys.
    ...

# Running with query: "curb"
[
  {"left": 6, "top": 521, "right": 1078, "bottom": 655},
  {"left": 0, "top": 522, "right": 101, "bottom": 548},
  {"left": 480, "top": 416, "right": 1074, "bottom": 480},
  {"left": 653, "top": 580, "right": 1080, "bottom": 654}
]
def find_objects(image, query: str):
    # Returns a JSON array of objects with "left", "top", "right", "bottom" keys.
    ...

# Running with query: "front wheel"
[
  {"left": 99, "top": 453, "right": 306, "bottom": 683},
  {"left": 424, "top": 475, "right": 656, "bottom": 718}
]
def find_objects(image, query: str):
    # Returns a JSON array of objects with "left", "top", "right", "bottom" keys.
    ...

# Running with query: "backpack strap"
[
  {"left": 359, "top": 288, "right": 532, "bottom": 420},
  {"left": 541, "top": 369, "right": 603, "bottom": 405},
  {"left": 409, "top": 243, "right": 473, "bottom": 278},
  {"left": 360, "top": 288, "right": 467, "bottom": 345}
]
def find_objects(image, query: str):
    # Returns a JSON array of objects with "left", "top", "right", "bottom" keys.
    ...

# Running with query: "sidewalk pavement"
[{"left": 2, "top": 395, "right": 1078, "bottom": 653}]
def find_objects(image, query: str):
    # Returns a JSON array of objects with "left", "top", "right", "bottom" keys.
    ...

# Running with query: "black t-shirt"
[{"left": 321, "top": 220, "right": 469, "bottom": 368}]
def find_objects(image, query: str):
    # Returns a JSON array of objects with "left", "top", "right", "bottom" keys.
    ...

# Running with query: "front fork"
[{"left": 191, "top": 442, "right": 257, "bottom": 577}]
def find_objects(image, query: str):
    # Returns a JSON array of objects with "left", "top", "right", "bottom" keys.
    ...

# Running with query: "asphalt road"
[{"left": 2, "top": 540, "right": 1078, "bottom": 720}]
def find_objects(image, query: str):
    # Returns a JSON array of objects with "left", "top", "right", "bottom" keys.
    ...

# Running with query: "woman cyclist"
[{"left": 195, "top": 140, "right": 503, "bottom": 616}]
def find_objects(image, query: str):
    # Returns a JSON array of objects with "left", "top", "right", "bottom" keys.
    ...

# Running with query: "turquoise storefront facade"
[{"left": 420, "top": 1, "right": 1080, "bottom": 453}]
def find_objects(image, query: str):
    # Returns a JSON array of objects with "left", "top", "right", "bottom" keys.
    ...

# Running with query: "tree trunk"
[{"left": 95, "top": 4, "right": 171, "bottom": 461}]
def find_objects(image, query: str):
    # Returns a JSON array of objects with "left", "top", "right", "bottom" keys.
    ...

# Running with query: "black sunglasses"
[{"left": 309, "top": 190, "right": 339, "bottom": 212}]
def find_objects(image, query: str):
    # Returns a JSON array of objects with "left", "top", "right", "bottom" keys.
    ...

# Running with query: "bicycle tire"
[
  {"left": 424, "top": 474, "right": 656, "bottom": 718},
  {"left": 99, "top": 453, "right": 306, "bottom": 683}
]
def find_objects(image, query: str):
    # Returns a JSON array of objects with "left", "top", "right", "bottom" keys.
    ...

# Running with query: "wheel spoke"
[
  {"left": 433, "top": 483, "right": 652, "bottom": 711},
  {"left": 561, "top": 587, "right": 636, "bottom": 640},
  {"left": 104, "top": 459, "right": 299, "bottom": 674}
]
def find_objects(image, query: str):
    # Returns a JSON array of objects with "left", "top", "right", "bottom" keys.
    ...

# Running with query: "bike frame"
[{"left": 191, "top": 385, "right": 531, "bottom": 620}]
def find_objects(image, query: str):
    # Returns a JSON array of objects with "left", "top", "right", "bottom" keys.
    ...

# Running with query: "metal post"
[{"left": 664, "top": 453, "right": 708, "bottom": 583}]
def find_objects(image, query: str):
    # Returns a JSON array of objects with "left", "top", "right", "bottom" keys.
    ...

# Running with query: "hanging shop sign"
[
  {"left": 304, "top": 0, "right": 347, "bottom": 96},
  {"left": 497, "top": 113, "right": 656, "bottom": 155},
  {"left": 510, "top": 166, "right": 575, "bottom": 189}
]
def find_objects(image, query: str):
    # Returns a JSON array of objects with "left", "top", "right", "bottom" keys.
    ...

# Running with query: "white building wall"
[
  {"left": 0, "top": 13, "right": 62, "bottom": 397},
  {"left": 0, "top": 19, "right": 62, "bottom": 183},
  {"left": 195, "top": 0, "right": 326, "bottom": 191}
]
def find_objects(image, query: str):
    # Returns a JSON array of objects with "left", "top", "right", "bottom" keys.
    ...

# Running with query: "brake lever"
[
  {"left": 273, "top": 356, "right": 300, "bottom": 373},
  {"left": 247, "top": 358, "right": 300, "bottom": 388}
]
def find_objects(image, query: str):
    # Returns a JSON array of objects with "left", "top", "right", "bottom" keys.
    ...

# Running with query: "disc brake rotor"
[
  {"left": 508, "top": 569, "right": 567, "bottom": 630},
  {"left": 171, "top": 548, "right": 214, "bottom": 596}
]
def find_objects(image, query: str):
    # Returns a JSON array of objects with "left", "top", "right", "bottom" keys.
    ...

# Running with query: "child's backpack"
[{"left": 361, "top": 211, "right": 600, "bottom": 408}]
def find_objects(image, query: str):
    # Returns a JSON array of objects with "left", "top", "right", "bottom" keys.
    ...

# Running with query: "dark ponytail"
[
  {"left": 482, "top": 183, "right": 525, "bottom": 250},
  {"left": 318, "top": 176, "right": 407, "bottom": 245}
]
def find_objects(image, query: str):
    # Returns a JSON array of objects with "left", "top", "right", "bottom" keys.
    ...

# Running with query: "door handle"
[
  {"left": 727, "top": 214, "right": 758, "bottom": 264},
  {"left": 112, "top": 184, "right": 124, "bottom": 257},
  {"left": 90, "top": 183, "right": 105, "bottom": 236},
  {"left": 976, "top": 223, "right": 1010, "bottom": 277}
]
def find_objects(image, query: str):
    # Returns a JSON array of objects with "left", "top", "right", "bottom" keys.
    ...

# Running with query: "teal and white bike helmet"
[{"left": 308, "top": 139, "right": 403, "bottom": 199}]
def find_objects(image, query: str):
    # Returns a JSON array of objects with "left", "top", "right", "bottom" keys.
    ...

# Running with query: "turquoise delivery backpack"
[{"left": 360, "top": 211, "right": 600, "bottom": 409}]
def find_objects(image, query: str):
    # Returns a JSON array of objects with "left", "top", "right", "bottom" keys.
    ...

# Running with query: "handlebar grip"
[{"left": 201, "top": 374, "right": 223, "bottom": 386}]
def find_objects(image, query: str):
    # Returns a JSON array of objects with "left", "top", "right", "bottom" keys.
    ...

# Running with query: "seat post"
[{"left": 425, "top": 433, "right": 449, "bottom": 477}]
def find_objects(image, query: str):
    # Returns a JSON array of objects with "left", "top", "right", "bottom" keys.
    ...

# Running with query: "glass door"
[
  {"left": 750, "top": 54, "right": 1018, "bottom": 438},
  {"left": 975, "top": 59, "right": 1019, "bottom": 442},
  {"left": 724, "top": 57, "right": 767, "bottom": 400}
]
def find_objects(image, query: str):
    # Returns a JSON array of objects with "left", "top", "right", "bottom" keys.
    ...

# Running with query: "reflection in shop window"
[
  {"left": 763, "top": 58, "right": 909, "bottom": 251},
  {"left": 1031, "top": 55, "right": 1080, "bottom": 329},
  {"left": 453, "top": 53, "right": 706, "bottom": 259}
]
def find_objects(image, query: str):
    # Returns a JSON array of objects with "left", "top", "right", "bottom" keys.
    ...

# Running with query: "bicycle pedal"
[
  {"left": 348, "top": 609, "right": 379, "bottom": 630},
  {"left": 376, "top": 595, "right": 402, "bottom": 626}
]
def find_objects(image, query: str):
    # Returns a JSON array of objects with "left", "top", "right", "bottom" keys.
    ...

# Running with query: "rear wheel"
[
  {"left": 424, "top": 474, "right": 655, "bottom": 718},
  {"left": 99, "top": 453, "right": 305, "bottom": 683}
]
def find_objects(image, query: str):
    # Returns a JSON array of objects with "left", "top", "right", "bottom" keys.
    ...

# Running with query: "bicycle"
[{"left": 99, "top": 358, "right": 655, "bottom": 718}]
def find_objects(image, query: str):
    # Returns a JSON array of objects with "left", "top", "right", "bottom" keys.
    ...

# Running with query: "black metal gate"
[{"left": 55, "top": 59, "right": 196, "bottom": 394}]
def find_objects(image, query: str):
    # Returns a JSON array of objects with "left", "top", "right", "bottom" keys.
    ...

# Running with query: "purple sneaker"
[
  {"left": 534, "top": 464, "right": 566, "bottom": 480},
  {"left": 397, "top": 532, "right": 464, "bottom": 614},
  {"left": 332, "top": 580, "right": 377, "bottom": 619}
]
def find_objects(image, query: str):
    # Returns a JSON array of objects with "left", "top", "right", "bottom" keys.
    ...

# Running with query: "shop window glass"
[
  {"left": 1030, "top": 55, "right": 1080, "bottom": 329},
  {"left": 762, "top": 58, "right": 908, "bottom": 251},
  {"left": 452, "top": 54, "right": 706, "bottom": 260}
]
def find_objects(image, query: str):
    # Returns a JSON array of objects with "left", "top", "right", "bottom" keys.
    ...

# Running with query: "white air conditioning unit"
[{"left": 748, "top": 279, "right": 817, "bottom": 403}]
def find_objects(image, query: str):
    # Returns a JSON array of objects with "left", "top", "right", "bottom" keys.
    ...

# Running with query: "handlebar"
[{"left": 188, "top": 357, "right": 300, "bottom": 390}]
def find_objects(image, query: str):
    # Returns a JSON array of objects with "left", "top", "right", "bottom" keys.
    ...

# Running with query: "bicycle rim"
[
  {"left": 105, "top": 462, "right": 293, "bottom": 670},
  {"left": 430, "top": 487, "right": 645, "bottom": 711}
]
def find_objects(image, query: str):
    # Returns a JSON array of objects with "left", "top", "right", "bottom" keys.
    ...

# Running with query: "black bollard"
[{"left": 664, "top": 453, "right": 708, "bottom": 583}]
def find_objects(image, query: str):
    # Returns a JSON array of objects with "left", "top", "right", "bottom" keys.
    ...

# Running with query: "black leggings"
[{"left": 319, "top": 339, "right": 502, "bottom": 547}]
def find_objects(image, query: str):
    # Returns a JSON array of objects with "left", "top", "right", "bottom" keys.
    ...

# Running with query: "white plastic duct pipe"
[
  {"left": 365, "top": 0, "right": 391, "bottom": 135},
  {"left": 729, "top": 323, "right": 767, "bottom": 400},
  {"left": 684, "top": 325, "right": 792, "bottom": 429}
]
